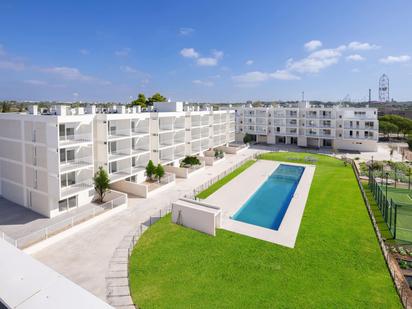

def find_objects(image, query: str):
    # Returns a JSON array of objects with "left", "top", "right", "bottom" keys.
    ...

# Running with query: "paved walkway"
[{"left": 32, "top": 148, "right": 260, "bottom": 302}]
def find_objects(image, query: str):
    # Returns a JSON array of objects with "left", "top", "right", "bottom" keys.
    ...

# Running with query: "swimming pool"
[{"left": 232, "top": 164, "right": 305, "bottom": 230}]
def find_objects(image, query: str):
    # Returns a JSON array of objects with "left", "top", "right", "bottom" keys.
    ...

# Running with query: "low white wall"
[
  {"left": 110, "top": 180, "right": 148, "bottom": 198},
  {"left": 216, "top": 145, "right": 238, "bottom": 154},
  {"left": 164, "top": 165, "right": 189, "bottom": 178},
  {"left": 203, "top": 150, "right": 215, "bottom": 157},
  {"left": 334, "top": 139, "right": 378, "bottom": 152},
  {"left": 172, "top": 200, "right": 221, "bottom": 236}
]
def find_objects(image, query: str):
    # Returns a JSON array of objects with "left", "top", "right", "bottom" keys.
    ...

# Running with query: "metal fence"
[
  {"left": 368, "top": 166, "right": 412, "bottom": 242},
  {"left": 352, "top": 160, "right": 412, "bottom": 308},
  {"left": 5, "top": 194, "right": 127, "bottom": 249}
]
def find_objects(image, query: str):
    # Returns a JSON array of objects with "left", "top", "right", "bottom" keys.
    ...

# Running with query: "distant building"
[{"left": 235, "top": 101, "right": 378, "bottom": 152}]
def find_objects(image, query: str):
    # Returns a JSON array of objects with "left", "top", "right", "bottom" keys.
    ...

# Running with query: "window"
[
  {"left": 109, "top": 161, "right": 117, "bottom": 173},
  {"left": 349, "top": 130, "right": 353, "bottom": 137},
  {"left": 61, "top": 171, "right": 76, "bottom": 188},
  {"left": 59, "top": 196, "right": 77, "bottom": 212},
  {"left": 60, "top": 148, "right": 75, "bottom": 163}
]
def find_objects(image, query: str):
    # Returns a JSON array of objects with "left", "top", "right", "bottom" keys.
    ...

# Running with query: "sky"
[{"left": 0, "top": 0, "right": 412, "bottom": 103}]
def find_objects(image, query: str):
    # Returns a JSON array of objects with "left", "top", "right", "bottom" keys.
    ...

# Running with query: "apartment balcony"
[
  {"left": 131, "top": 128, "right": 149, "bottom": 136},
  {"left": 306, "top": 113, "right": 318, "bottom": 119},
  {"left": 131, "top": 147, "right": 149, "bottom": 155},
  {"left": 131, "top": 165, "right": 145, "bottom": 175},
  {"left": 306, "top": 131, "right": 318, "bottom": 136},
  {"left": 60, "top": 156, "right": 93, "bottom": 173},
  {"left": 319, "top": 114, "right": 335, "bottom": 119},
  {"left": 110, "top": 168, "right": 132, "bottom": 182},
  {"left": 285, "top": 131, "right": 298, "bottom": 136},
  {"left": 174, "top": 137, "right": 185, "bottom": 145},
  {"left": 286, "top": 122, "right": 298, "bottom": 128},
  {"left": 108, "top": 129, "right": 131, "bottom": 140},
  {"left": 319, "top": 123, "right": 333, "bottom": 128},
  {"left": 59, "top": 133, "right": 92, "bottom": 146},
  {"left": 109, "top": 148, "right": 131, "bottom": 161},
  {"left": 61, "top": 180, "right": 93, "bottom": 199}
]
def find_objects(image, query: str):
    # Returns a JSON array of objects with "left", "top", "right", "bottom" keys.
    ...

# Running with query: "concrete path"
[{"left": 32, "top": 148, "right": 260, "bottom": 302}]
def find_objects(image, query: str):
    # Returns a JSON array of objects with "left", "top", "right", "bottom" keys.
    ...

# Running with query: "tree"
[
  {"left": 131, "top": 93, "right": 147, "bottom": 108},
  {"left": 243, "top": 133, "right": 253, "bottom": 144},
  {"left": 93, "top": 167, "right": 110, "bottom": 203},
  {"left": 1, "top": 102, "right": 10, "bottom": 113},
  {"left": 146, "top": 160, "right": 156, "bottom": 181},
  {"left": 147, "top": 93, "right": 167, "bottom": 106},
  {"left": 154, "top": 164, "right": 165, "bottom": 183},
  {"left": 379, "top": 121, "right": 398, "bottom": 140},
  {"left": 379, "top": 115, "right": 412, "bottom": 138}
]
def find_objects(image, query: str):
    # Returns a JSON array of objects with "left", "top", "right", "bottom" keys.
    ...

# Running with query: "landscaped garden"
[{"left": 129, "top": 152, "right": 401, "bottom": 308}]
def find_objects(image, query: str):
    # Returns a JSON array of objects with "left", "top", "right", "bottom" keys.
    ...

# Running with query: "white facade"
[
  {"left": 235, "top": 101, "right": 378, "bottom": 152},
  {"left": 0, "top": 103, "right": 235, "bottom": 218}
]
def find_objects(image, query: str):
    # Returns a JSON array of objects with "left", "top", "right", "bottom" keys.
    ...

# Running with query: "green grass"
[
  {"left": 195, "top": 159, "right": 255, "bottom": 199},
  {"left": 129, "top": 152, "right": 401, "bottom": 308}
]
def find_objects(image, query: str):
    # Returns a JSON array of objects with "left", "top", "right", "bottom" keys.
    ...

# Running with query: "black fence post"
[{"left": 394, "top": 203, "right": 397, "bottom": 239}]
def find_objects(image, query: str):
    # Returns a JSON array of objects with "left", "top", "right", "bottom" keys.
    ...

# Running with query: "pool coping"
[{"left": 204, "top": 160, "right": 316, "bottom": 248}]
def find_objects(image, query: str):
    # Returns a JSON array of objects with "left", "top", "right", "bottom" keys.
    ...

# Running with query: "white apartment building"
[
  {"left": 235, "top": 101, "right": 378, "bottom": 152},
  {"left": 0, "top": 102, "right": 235, "bottom": 218}
]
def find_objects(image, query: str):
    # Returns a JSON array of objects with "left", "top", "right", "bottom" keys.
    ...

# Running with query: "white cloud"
[
  {"left": 197, "top": 50, "right": 223, "bottom": 66},
  {"left": 179, "top": 27, "right": 195, "bottom": 36},
  {"left": 286, "top": 47, "right": 342, "bottom": 74},
  {"left": 180, "top": 48, "right": 199, "bottom": 58},
  {"left": 114, "top": 48, "right": 131, "bottom": 57},
  {"left": 120, "top": 65, "right": 137, "bottom": 73},
  {"left": 347, "top": 41, "right": 380, "bottom": 50},
  {"left": 346, "top": 54, "right": 365, "bottom": 61},
  {"left": 40, "top": 66, "right": 111, "bottom": 85},
  {"left": 181, "top": 48, "right": 224, "bottom": 66},
  {"left": 245, "top": 60, "right": 254, "bottom": 65},
  {"left": 379, "top": 55, "right": 411, "bottom": 64},
  {"left": 41, "top": 66, "right": 93, "bottom": 81},
  {"left": 351, "top": 68, "right": 360, "bottom": 73},
  {"left": 79, "top": 49, "right": 90, "bottom": 55},
  {"left": 192, "top": 79, "right": 214, "bottom": 87},
  {"left": 0, "top": 59, "right": 25, "bottom": 71},
  {"left": 232, "top": 70, "right": 300, "bottom": 84},
  {"left": 196, "top": 57, "right": 218, "bottom": 66},
  {"left": 24, "top": 79, "right": 48, "bottom": 85},
  {"left": 73, "top": 92, "right": 79, "bottom": 97},
  {"left": 304, "top": 40, "right": 322, "bottom": 51}
]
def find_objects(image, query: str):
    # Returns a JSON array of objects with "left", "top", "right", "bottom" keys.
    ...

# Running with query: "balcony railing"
[
  {"left": 131, "top": 128, "right": 149, "bottom": 135},
  {"left": 110, "top": 168, "right": 132, "bottom": 182},
  {"left": 109, "top": 148, "right": 131, "bottom": 160},
  {"left": 61, "top": 181, "right": 93, "bottom": 198},
  {"left": 131, "top": 148, "right": 149, "bottom": 155},
  {"left": 60, "top": 156, "right": 93, "bottom": 173},
  {"left": 108, "top": 129, "right": 130, "bottom": 139},
  {"left": 59, "top": 133, "right": 92, "bottom": 145}
]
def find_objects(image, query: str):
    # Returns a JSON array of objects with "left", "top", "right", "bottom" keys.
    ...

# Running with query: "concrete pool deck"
[{"left": 204, "top": 159, "right": 315, "bottom": 248}]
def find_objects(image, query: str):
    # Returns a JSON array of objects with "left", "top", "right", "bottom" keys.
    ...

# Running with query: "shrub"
[
  {"left": 154, "top": 164, "right": 165, "bottom": 182},
  {"left": 146, "top": 160, "right": 156, "bottom": 180},
  {"left": 181, "top": 156, "right": 201, "bottom": 167},
  {"left": 243, "top": 133, "right": 252, "bottom": 144}
]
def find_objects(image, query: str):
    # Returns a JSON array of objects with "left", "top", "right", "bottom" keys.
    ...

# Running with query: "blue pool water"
[{"left": 232, "top": 164, "right": 305, "bottom": 230}]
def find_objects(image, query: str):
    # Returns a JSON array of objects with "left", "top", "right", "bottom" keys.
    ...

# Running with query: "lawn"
[
  {"left": 195, "top": 159, "right": 255, "bottom": 199},
  {"left": 129, "top": 152, "right": 401, "bottom": 308}
]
